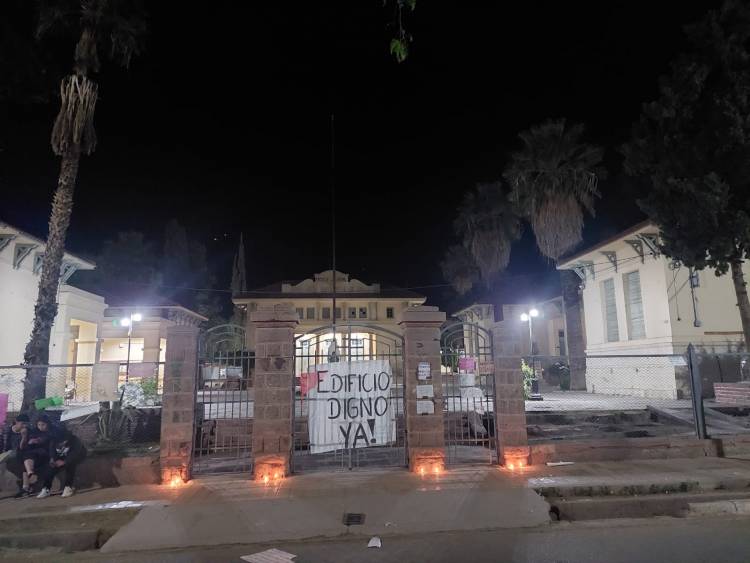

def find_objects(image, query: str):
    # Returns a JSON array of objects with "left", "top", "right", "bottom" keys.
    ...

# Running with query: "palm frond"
[{"left": 504, "top": 118, "right": 604, "bottom": 260}]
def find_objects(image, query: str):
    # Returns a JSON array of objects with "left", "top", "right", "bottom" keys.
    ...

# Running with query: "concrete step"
[
  {"left": 549, "top": 490, "right": 750, "bottom": 522},
  {"left": 0, "top": 506, "right": 139, "bottom": 553},
  {"left": 0, "top": 529, "right": 101, "bottom": 551}
]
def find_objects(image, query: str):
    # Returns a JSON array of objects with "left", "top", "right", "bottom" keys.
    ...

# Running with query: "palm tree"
[
  {"left": 22, "top": 0, "right": 146, "bottom": 411},
  {"left": 503, "top": 118, "right": 604, "bottom": 261},
  {"left": 504, "top": 119, "right": 604, "bottom": 390},
  {"left": 453, "top": 182, "right": 521, "bottom": 286},
  {"left": 440, "top": 244, "right": 479, "bottom": 296}
]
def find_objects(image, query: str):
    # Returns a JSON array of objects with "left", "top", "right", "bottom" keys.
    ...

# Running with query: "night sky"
[{"left": 0, "top": 1, "right": 722, "bottom": 311}]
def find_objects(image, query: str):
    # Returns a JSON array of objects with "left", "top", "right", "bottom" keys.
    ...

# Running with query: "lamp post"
[
  {"left": 120, "top": 312, "right": 142, "bottom": 381},
  {"left": 520, "top": 307, "right": 543, "bottom": 400}
]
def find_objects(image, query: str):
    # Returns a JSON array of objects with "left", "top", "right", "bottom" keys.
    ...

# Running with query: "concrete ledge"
[
  {"left": 687, "top": 498, "right": 750, "bottom": 516},
  {"left": 529, "top": 436, "right": 719, "bottom": 465}
]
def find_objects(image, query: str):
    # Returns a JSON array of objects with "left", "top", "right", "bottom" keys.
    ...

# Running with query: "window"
[
  {"left": 601, "top": 278, "right": 619, "bottom": 342},
  {"left": 386, "top": 307, "right": 395, "bottom": 319},
  {"left": 623, "top": 271, "right": 646, "bottom": 340},
  {"left": 322, "top": 307, "right": 331, "bottom": 320},
  {"left": 348, "top": 307, "right": 357, "bottom": 319},
  {"left": 359, "top": 307, "right": 368, "bottom": 319},
  {"left": 335, "top": 307, "right": 342, "bottom": 319},
  {"left": 306, "top": 307, "right": 316, "bottom": 320},
  {"left": 295, "top": 307, "right": 304, "bottom": 320}
]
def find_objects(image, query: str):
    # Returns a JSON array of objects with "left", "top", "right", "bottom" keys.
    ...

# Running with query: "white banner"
[{"left": 305, "top": 359, "right": 395, "bottom": 454}]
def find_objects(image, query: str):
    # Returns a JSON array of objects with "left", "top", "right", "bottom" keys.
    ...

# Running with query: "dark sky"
[{"left": 0, "top": 1, "right": 722, "bottom": 310}]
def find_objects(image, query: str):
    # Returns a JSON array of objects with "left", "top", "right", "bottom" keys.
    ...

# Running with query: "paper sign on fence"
[
  {"left": 91, "top": 363, "right": 120, "bottom": 401},
  {"left": 307, "top": 359, "right": 396, "bottom": 454}
]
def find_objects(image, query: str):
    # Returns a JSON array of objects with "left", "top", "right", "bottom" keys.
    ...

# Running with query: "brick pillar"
[
  {"left": 492, "top": 324, "right": 530, "bottom": 466},
  {"left": 400, "top": 306, "right": 446, "bottom": 472},
  {"left": 251, "top": 304, "right": 298, "bottom": 480},
  {"left": 159, "top": 325, "right": 199, "bottom": 483}
]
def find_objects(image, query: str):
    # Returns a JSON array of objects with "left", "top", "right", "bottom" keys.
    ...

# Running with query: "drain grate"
[{"left": 343, "top": 513, "right": 365, "bottom": 526}]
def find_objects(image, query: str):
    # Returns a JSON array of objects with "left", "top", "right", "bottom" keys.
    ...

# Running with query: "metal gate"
[
  {"left": 193, "top": 324, "right": 255, "bottom": 475},
  {"left": 292, "top": 323, "right": 406, "bottom": 472},
  {"left": 441, "top": 321, "right": 497, "bottom": 465}
]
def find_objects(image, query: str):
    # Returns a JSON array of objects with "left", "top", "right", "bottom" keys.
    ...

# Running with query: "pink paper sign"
[
  {"left": 0, "top": 393, "right": 8, "bottom": 426},
  {"left": 458, "top": 357, "right": 476, "bottom": 371}
]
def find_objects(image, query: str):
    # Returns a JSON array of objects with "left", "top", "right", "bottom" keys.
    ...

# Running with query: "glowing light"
[
  {"left": 169, "top": 475, "right": 183, "bottom": 488},
  {"left": 273, "top": 472, "right": 280, "bottom": 480},
  {"left": 529, "top": 308, "right": 539, "bottom": 318},
  {"left": 520, "top": 313, "right": 529, "bottom": 322},
  {"left": 518, "top": 460, "right": 526, "bottom": 469},
  {"left": 263, "top": 475, "right": 270, "bottom": 485},
  {"left": 132, "top": 313, "right": 143, "bottom": 322},
  {"left": 432, "top": 465, "right": 440, "bottom": 475},
  {"left": 508, "top": 463, "right": 515, "bottom": 471},
  {"left": 120, "top": 317, "right": 131, "bottom": 327},
  {"left": 419, "top": 466, "right": 425, "bottom": 476}
]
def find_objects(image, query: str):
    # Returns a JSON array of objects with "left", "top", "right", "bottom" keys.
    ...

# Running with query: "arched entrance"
[
  {"left": 193, "top": 324, "right": 255, "bottom": 475},
  {"left": 441, "top": 321, "right": 497, "bottom": 465},
  {"left": 292, "top": 323, "right": 406, "bottom": 472}
]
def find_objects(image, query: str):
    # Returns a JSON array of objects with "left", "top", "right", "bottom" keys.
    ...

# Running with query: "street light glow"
[
  {"left": 520, "top": 313, "right": 529, "bottom": 322},
  {"left": 529, "top": 308, "right": 540, "bottom": 318},
  {"left": 120, "top": 317, "right": 131, "bottom": 327},
  {"left": 132, "top": 313, "right": 143, "bottom": 322}
]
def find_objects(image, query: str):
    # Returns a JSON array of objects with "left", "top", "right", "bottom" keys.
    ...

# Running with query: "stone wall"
[
  {"left": 159, "top": 325, "right": 199, "bottom": 483},
  {"left": 251, "top": 304, "right": 297, "bottom": 480},
  {"left": 401, "top": 306, "right": 446, "bottom": 471}
]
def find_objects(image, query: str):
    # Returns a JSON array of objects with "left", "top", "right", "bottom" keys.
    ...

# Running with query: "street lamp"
[
  {"left": 120, "top": 312, "right": 142, "bottom": 380},
  {"left": 520, "top": 307, "right": 543, "bottom": 400}
]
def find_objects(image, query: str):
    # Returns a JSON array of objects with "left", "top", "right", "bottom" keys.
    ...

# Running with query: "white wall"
[
  {"left": 666, "top": 261, "right": 750, "bottom": 352},
  {"left": 580, "top": 242, "right": 674, "bottom": 355},
  {"left": 0, "top": 227, "right": 102, "bottom": 367}
]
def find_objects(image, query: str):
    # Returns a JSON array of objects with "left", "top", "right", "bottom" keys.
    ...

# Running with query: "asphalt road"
[{"left": 5, "top": 516, "right": 750, "bottom": 563}]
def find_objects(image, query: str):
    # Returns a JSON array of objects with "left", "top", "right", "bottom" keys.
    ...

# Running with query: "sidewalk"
[{"left": 3, "top": 456, "right": 750, "bottom": 555}]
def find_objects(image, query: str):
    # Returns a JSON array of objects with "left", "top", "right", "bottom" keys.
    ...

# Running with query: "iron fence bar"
[{"left": 687, "top": 344, "right": 708, "bottom": 439}]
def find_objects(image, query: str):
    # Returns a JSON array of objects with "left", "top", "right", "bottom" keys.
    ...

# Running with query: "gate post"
[
  {"left": 251, "top": 304, "right": 298, "bottom": 480},
  {"left": 160, "top": 325, "right": 199, "bottom": 484},
  {"left": 400, "top": 306, "right": 446, "bottom": 472},
  {"left": 492, "top": 324, "right": 530, "bottom": 466}
]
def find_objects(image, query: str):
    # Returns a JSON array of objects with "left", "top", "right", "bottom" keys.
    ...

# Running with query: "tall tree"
[
  {"left": 503, "top": 118, "right": 605, "bottom": 261},
  {"left": 452, "top": 182, "right": 521, "bottom": 286},
  {"left": 503, "top": 119, "right": 604, "bottom": 390},
  {"left": 22, "top": 0, "right": 146, "bottom": 410},
  {"left": 622, "top": 0, "right": 750, "bottom": 349}
]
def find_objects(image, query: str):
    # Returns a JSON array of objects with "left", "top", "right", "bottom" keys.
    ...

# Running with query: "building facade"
[
  {"left": 558, "top": 221, "right": 750, "bottom": 398},
  {"left": 233, "top": 270, "right": 426, "bottom": 349},
  {"left": 0, "top": 222, "right": 104, "bottom": 367}
]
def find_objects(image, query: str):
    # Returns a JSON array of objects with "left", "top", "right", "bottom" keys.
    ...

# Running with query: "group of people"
[{"left": 5, "top": 414, "right": 86, "bottom": 499}]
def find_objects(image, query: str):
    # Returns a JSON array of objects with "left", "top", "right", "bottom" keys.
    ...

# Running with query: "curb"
[{"left": 687, "top": 499, "right": 750, "bottom": 516}]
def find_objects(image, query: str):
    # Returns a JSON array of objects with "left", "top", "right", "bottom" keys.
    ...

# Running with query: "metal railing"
[{"left": 523, "top": 346, "right": 750, "bottom": 443}]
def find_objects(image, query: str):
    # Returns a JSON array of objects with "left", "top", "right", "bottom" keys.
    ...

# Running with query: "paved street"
[{"left": 7, "top": 515, "right": 750, "bottom": 563}]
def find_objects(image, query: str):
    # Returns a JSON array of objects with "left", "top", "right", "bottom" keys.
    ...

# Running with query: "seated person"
[
  {"left": 18, "top": 415, "right": 54, "bottom": 495},
  {"left": 37, "top": 430, "right": 86, "bottom": 499},
  {"left": 5, "top": 414, "right": 30, "bottom": 497}
]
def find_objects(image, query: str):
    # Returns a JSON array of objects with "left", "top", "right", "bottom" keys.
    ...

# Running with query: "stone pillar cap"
[{"left": 399, "top": 305, "right": 446, "bottom": 324}]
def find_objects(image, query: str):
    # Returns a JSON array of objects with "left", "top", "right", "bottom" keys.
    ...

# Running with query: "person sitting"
[
  {"left": 6, "top": 414, "right": 31, "bottom": 498},
  {"left": 18, "top": 414, "right": 54, "bottom": 495},
  {"left": 37, "top": 430, "right": 86, "bottom": 499}
]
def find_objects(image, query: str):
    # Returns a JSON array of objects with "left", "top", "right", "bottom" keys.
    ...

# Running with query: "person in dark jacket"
[
  {"left": 37, "top": 430, "right": 86, "bottom": 498},
  {"left": 19, "top": 415, "right": 54, "bottom": 492},
  {"left": 5, "top": 414, "right": 31, "bottom": 497}
]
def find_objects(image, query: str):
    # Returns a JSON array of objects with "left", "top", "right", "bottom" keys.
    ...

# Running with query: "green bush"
[{"left": 520, "top": 359, "right": 535, "bottom": 399}]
